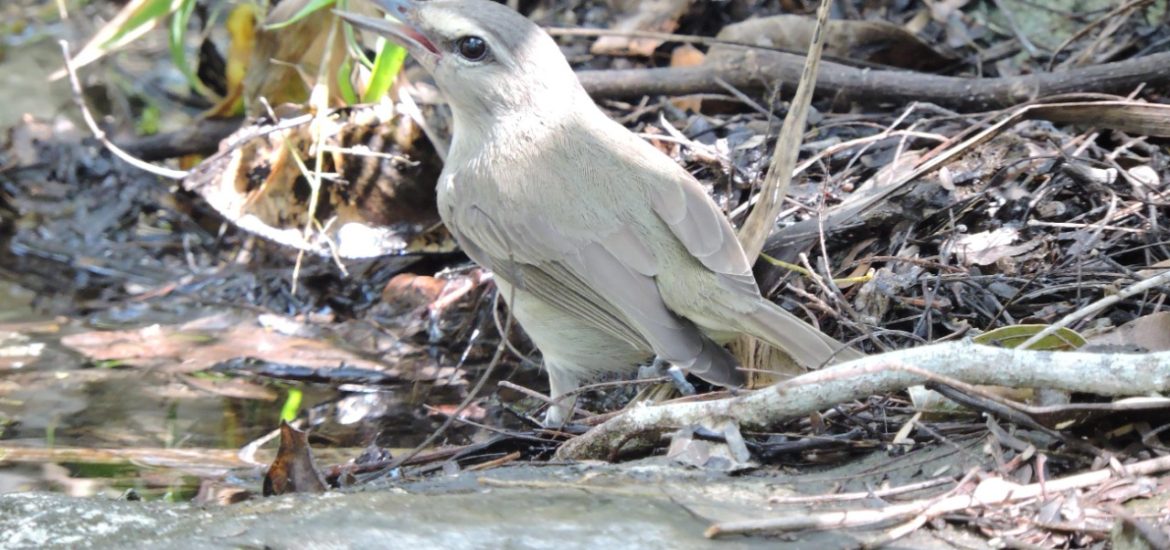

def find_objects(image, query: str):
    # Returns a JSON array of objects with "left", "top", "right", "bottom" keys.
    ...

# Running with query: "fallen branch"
[
  {"left": 576, "top": 50, "right": 1170, "bottom": 110},
  {"left": 116, "top": 51, "right": 1170, "bottom": 161},
  {"left": 556, "top": 341, "right": 1170, "bottom": 460}
]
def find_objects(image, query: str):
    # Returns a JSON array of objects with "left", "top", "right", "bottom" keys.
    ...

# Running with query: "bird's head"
[{"left": 339, "top": 0, "right": 585, "bottom": 131}]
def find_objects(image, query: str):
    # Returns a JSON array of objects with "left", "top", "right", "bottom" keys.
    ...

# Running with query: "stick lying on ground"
[
  {"left": 557, "top": 340, "right": 1170, "bottom": 460},
  {"left": 576, "top": 50, "right": 1170, "bottom": 110},
  {"left": 117, "top": 49, "right": 1170, "bottom": 161}
]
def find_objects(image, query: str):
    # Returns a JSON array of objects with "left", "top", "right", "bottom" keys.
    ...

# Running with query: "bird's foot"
[{"left": 639, "top": 357, "right": 695, "bottom": 396}]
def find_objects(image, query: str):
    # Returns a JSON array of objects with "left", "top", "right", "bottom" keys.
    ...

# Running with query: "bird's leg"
[
  {"left": 639, "top": 356, "right": 696, "bottom": 396},
  {"left": 543, "top": 364, "right": 580, "bottom": 427}
]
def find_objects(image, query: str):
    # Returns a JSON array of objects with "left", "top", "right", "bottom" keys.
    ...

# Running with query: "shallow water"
[{"left": 0, "top": 280, "right": 276, "bottom": 497}]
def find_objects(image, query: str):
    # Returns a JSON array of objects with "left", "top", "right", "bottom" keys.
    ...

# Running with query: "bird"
[{"left": 339, "top": 0, "right": 861, "bottom": 425}]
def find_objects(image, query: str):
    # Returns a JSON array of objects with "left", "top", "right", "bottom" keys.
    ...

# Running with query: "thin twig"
[
  {"left": 58, "top": 40, "right": 187, "bottom": 180},
  {"left": 767, "top": 476, "right": 954, "bottom": 504}
]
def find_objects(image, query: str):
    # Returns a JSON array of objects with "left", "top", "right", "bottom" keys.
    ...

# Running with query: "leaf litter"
[{"left": 1, "top": 0, "right": 1169, "bottom": 545}]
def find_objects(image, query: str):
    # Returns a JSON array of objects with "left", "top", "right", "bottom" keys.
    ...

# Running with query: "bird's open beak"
[{"left": 335, "top": 0, "right": 441, "bottom": 69}]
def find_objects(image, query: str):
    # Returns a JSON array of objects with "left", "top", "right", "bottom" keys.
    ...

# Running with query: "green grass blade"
[
  {"left": 280, "top": 388, "right": 304, "bottom": 422},
  {"left": 362, "top": 39, "right": 406, "bottom": 103},
  {"left": 104, "top": 0, "right": 181, "bottom": 48},
  {"left": 337, "top": 57, "right": 358, "bottom": 105},
  {"left": 167, "top": 0, "right": 220, "bottom": 100}
]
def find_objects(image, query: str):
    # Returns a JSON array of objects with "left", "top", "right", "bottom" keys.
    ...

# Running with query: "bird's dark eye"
[{"left": 455, "top": 36, "right": 488, "bottom": 61}]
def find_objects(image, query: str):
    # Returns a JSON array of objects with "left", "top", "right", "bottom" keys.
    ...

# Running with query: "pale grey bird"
[{"left": 340, "top": 0, "right": 860, "bottom": 424}]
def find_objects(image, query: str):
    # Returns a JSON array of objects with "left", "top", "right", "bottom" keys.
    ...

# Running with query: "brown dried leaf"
[
  {"left": 181, "top": 375, "right": 280, "bottom": 401},
  {"left": 669, "top": 43, "right": 705, "bottom": 67},
  {"left": 241, "top": 0, "right": 380, "bottom": 114},
  {"left": 668, "top": 44, "right": 706, "bottom": 112},
  {"left": 263, "top": 420, "right": 327, "bottom": 496},
  {"left": 193, "top": 479, "right": 255, "bottom": 505},
  {"left": 1138, "top": 260, "right": 1170, "bottom": 280},
  {"left": 184, "top": 104, "right": 454, "bottom": 259},
  {"left": 381, "top": 273, "right": 449, "bottom": 312},
  {"left": 1087, "top": 312, "right": 1170, "bottom": 352},
  {"left": 1029, "top": 101, "right": 1170, "bottom": 138}
]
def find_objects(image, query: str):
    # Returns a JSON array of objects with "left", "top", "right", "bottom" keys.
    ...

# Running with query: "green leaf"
[
  {"left": 263, "top": 0, "right": 335, "bottom": 30},
  {"left": 362, "top": 39, "right": 407, "bottom": 103},
  {"left": 973, "top": 325, "right": 1086, "bottom": 351}
]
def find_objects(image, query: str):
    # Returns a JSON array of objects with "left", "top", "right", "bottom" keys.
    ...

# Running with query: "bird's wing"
[
  {"left": 454, "top": 201, "right": 723, "bottom": 368},
  {"left": 636, "top": 148, "right": 859, "bottom": 366},
  {"left": 454, "top": 216, "right": 643, "bottom": 348},
  {"left": 456, "top": 203, "right": 698, "bottom": 355},
  {"left": 650, "top": 164, "right": 761, "bottom": 297}
]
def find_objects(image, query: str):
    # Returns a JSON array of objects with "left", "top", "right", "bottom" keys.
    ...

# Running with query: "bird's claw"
[{"left": 639, "top": 357, "right": 695, "bottom": 395}]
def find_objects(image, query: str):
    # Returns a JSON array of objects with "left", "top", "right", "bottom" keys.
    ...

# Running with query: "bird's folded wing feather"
[
  {"left": 651, "top": 168, "right": 761, "bottom": 298},
  {"left": 454, "top": 203, "right": 711, "bottom": 365}
]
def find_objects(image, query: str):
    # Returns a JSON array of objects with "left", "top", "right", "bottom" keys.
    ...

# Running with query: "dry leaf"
[
  {"left": 667, "top": 44, "right": 706, "bottom": 112},
  {"left": 667, "top": 419, "right": 755, "bottom": 472},
  {"left": 263, "top": 421, "right": 327, "bottom": 496},
  {"left": 184, "top": 103, "right": 454, "bottom": 258},
  {"left": 670, "top": 43, "right": 705, "bottom": 67},
  {"left": 1087, "top": 312, "right": 1170, "bottom": 352}
]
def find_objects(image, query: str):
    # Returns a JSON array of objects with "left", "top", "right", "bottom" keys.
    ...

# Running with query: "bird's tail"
[
  {"left": 738, "top": 300, "right": 861, "bottom": 368},
  {"left": 686, "top": 335, "right": 747, "bottom": 388}
]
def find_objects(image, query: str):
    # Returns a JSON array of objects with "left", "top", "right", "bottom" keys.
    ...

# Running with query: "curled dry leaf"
[
  {"left": 670, "top": 43, "right": 706, "bottom": 68},
  {"left": 381, "top": 273, "right": 450, "bottom": 312},
  {"left": 668, "top": 44, "right": 706, "bottom": 112},
  {"left": 184, "top": 103, "right": 455, "bottom": 259},
  {"left": 263, "top": 420, "right": 328, "bottom": 496},
  {"left": 241, "top": 0, "right": 380, "bottom": 114},
  {"left": 666, "top": 419, "right": 755, "bottom": 472},
  {"left": 1138, "top": 259, "right": 1170, "bottom": 280}
]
